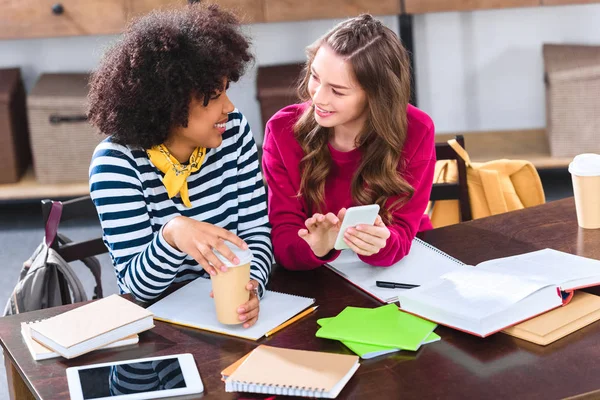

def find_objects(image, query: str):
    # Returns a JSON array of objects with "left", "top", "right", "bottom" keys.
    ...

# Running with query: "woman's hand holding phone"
[
  {"left": 342, "top": 214, "right": 390, "bottom": 256},
  {"left": 298, "top": 204, "right": 390, "bottom": 257}
]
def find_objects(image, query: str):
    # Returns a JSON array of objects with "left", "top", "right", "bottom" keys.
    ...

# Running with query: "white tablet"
[
  {"left": 66, "top": 353, "right": 203, "bottom": 400},
  {"left": 334, "top": 204, "right": 381, "bottom": 250}
]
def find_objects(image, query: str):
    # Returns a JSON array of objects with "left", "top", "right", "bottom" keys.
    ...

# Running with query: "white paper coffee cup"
[
  {"left": 569, "top": 154, "right": 600, "bottom": 229},
  {"left": 210, "top": 241, "right": 253, "bottom": 324}
]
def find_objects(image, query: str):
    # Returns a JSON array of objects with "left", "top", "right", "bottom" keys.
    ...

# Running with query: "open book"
[
  {"left": 397, "top": 249, "right": 600, "bottom": 337},
  {"left": 326, "top": 238, "right": 466, "bottom": 303}
]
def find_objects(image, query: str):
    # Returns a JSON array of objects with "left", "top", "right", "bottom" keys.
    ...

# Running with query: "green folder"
[
  {"left": 317, "top": 317, "right": 440, "bottom": 359},
  {"left": 315, "top": 304, "right": 437, "bottom": 351}
]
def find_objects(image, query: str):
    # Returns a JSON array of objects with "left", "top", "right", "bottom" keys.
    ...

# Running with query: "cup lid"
[
  {"left": 569, "top": 153, "right": 600, "bottom": 176},
  {"left": 213, "top": 241, "right": 253, "bottom": 267}
]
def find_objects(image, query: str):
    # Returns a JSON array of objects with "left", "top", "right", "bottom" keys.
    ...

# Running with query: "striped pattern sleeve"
[
  {"left": 109, "top": 360, "right": 185, "bottom": 395},
  {"left": 89, "top": 144, "right": 187, "bottom": 302},
  {"left": 234, "top": 114, "right": 273, "bottom": 297}
]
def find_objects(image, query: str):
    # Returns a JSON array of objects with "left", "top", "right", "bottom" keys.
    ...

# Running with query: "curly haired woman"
[
  {"left": 88, "top": 4, "right": 271, "bottom": 329},
  {"left": 262, "top": 14, "right": 436, "bottom": 270}
]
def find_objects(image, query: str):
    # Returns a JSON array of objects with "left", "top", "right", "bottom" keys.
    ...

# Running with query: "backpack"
[
  {"left": 4, "top": 201, "right": 104, "bottom": 316},
  {"left": 429, "top": 139, "right": 546, "bottom": 228}
]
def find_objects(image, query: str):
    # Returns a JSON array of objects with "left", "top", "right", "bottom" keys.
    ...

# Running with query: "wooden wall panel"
[
  {"left": 265, "top": 0, "right": 400, "bottom": 23},
  {"left": 0, "top": 0, "right": 127, "bottom": 40},
  {"left": 126, "top": 0, "right": 265, "bottom": 23},
  {"left": 404, "top": 0, "right": 540, "bottom": 14},
  {"left": 542, "top": 0, "right": 599, "bottom": 5}
]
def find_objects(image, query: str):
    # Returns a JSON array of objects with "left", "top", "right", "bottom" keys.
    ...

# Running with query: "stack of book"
[
  {"left": 22, "top": 294, "right": 154, "bottom": 360},
  {"left": 315, "top": 304, "right": 440, "bottom": 359}
]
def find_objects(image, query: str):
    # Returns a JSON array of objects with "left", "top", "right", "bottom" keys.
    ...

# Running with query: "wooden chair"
[
  {"left": 431, "top": 135, "right": 472, "bottom": 222},
  {"left": 41, "top": 195, "right": 106, "bottom": 303}
]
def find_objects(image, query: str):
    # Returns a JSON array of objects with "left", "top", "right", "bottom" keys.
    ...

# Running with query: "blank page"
[
  {"left": 401, "top": 268, "right": 554, "bottom": 320},
  {"left": 148, "top": 278, "right": 314, "bottom": 340},
  {"left": 327, "top": 238, "right": 467, "bottom": 303},
  {"left": 477, "top": 249, "right": 600, "bottom": 290}
]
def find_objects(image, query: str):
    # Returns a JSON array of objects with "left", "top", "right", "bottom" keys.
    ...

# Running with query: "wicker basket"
[
  {"left": 0, "top": 68, "right": 30, "bottom": 184},
  {"left": 28, "top": 73, "right": 103, "bottom": 184},
  {"left": 544, "top": 44, "right": 600, "bottom": 158}
]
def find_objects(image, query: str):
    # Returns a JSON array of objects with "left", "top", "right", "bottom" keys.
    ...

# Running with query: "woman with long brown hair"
[{"left": 262, "top": 14, "right": 435, "bottom": 270}]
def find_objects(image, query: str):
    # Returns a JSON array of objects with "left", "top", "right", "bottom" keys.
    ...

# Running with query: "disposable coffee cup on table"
[
  {"left": 210, "top": 241, "right": 253, "bottom": 325},
  {"left": 569, "top": 153, "right": 600, "bottom": 229}
]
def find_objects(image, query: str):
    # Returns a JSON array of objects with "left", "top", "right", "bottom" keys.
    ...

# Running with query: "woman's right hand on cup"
[
  {"left": 298, "top": 208, "right": 346, "bottom": 258},
  {"left": 162, "top": 216, "right": 248, "bottom": 276}
]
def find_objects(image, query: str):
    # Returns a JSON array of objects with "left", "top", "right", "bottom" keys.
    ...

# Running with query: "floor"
[{"left": 0, "top": 168, "right": 574, "bottom": 399}]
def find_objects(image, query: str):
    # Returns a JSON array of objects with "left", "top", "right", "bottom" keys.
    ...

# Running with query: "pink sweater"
[{"left": 262, "top": 102, "right": 436, "bottom": 271}]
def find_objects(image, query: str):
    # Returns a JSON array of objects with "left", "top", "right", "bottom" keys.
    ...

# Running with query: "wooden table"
[{"left": 2, "top": 197, "right": 600, "bottom": 400}]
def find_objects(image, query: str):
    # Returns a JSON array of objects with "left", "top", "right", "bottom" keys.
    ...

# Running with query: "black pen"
[{"left": 376, "top": 281, "right": 420, "bottom": 289}]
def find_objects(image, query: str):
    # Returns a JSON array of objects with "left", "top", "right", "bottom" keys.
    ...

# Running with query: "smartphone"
[
  {"left": 334, "top": 204, "right": 380, "bottom": 250},
  {"left": 66, "top": 353, "right": 203, "bottom": 400}
]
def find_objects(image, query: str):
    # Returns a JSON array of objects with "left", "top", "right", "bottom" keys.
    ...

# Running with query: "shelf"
[
  {"left": 0, "top": 129, "right": 572, "bottom": 203},
  {"left": 436, "top": 129, "right": 572, "bottom": 170},
  {"left": 0, "top": 167, "right": 89, "bottom": 202}
]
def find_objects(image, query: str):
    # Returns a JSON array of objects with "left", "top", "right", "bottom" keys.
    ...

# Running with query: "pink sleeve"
[
  {"left": 262, "top": 123, "right": 341, "bottom": 271},
  {"left": 358, "top": 124, "right": 436, "bottom": 267}
]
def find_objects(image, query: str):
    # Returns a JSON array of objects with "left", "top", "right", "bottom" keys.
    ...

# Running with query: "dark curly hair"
[{"left": 87, "top": 4, "right": 253, "bottom": 149}]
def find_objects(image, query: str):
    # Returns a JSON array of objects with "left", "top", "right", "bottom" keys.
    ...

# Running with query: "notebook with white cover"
[
  {"left": 21, "top": 322, "right": 138, "bottom": 361},
  {"left": 396, "top": 249, "right": 600, "bottom": 337},
  {"left": 225, "top": 345, "right": 359, "bottom": 398},
  {"left": 147, "top": 278, "right": 315, "bottom": 340},
  {"left": 29, "top": 295, "right": 154, "bottom": 359},
  {"left": 326, "top": 238, "right": 466, "bottom": 303}
]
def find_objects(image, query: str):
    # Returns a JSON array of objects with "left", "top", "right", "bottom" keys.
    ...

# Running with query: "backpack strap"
[
  {"left": 478, "top": 169, "right": 510, "bottom": 215},
  {"left": 57, "top": 233, "right": 104, "bottom": 299},
  {"left": 46, "top": 248, "right": 88, "bottom": 303},
  {"left": 45, "top": 202, "right": 63, "bottom": 248},
  {"left": 46, "top": 200, "right": 104, "bottom": 300},
  {"left": 447, "top": 139, "right": 472, "bottom": 167}
]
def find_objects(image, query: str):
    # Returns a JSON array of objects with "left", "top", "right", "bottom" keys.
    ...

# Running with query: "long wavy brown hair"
[{"left": 294, "top": 14, "right": 413, "bottom": 224}]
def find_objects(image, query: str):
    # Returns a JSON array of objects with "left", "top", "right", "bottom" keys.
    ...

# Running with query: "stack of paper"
[
  {"left": 315, "top": 304, "right": 440, "bottom": 359},
  {"left": 28, "top": 295, "right": 154, "bottom": 359}
]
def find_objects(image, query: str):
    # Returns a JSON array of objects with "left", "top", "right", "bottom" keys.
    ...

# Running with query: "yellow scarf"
[{"left": 146, "top": 144, "right": 206, "bottom": 207}]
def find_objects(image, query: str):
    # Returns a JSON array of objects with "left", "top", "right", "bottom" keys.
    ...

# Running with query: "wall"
[
  {"left": 1, "top": 4, "right": 600, "bottom": 144},
  {"left": 414, "top": 3, "right": 600, "bottom": 134}
]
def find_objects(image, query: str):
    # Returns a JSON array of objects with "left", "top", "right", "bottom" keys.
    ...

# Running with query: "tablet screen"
[{"left": 78, "top": 357, "right": 187, "bottom": 399}]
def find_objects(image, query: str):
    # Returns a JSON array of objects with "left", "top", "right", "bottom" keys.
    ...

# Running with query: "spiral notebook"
[
  {"left": 148, "top": 278, "right": 315, "bottom": 341},
  {"left": 224, "top": 345, "right": 359, "bottom": 398},
  {"left": 326, "top": 238, "right": 466, "bottom": 303}
]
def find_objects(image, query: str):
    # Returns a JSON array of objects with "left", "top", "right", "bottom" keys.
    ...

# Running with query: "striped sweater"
[{"left": 89, "top": 110, "right": 272, "bottom": 302}]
